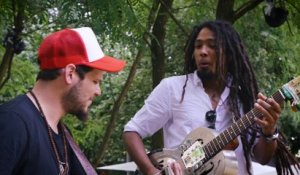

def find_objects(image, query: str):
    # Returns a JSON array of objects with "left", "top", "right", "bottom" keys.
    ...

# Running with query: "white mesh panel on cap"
[{"left": 71, "top": 27, "right": 105, "bottom": 62}]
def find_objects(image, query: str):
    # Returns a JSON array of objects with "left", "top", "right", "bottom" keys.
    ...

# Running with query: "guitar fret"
[
  {"left": 203, "top": 145, "right": 210, "bottom": 158},
  {"left": 230, "top": 126, "right": 237, "bottom": 137},
  {"left": 213, "top": 138, "right": 221, "bottom": 151},
  {"left": 224, "top": 130, "right": 229, "bottom": 141},
  {"left": 277, "top": 90, "right": 285, "bottom": 102},
  {"left": 215, "top": 137, "right": 222, "bottom": 149},
  {"left": 153, "top": 77, "right": 300, "bottom": 173},
  {"left": 209, "top": 143, "right": 215, "bottom": 155},
  {"left": 224, "top": 129, "right": 231, "bottom": 141},
  {"left": 211, "top": 142, "right": 217, "bottom": 155},
  {"left": 206, "top": 143, "right": 214, "bottom": 156},
  {"left": 221, "top": 133, "right": 228, "bottom": 145},
  {"left": 245, "top": 114, "right": 250, "bottom": 125},
  {"left": 240, "top": 118, "right": 246, "bottom": 129},
  {"left": 253, "top": 108, "right": 262, "bottom": 118},
  {"left": 245, "top": 114, "right": 254, "bottom": 128},
  {"left": 196, "top": 85, "right": 295, "bottom": 167},
  {"left": 246, "top": 113, "right": 253, "bottom": 123},
  {"left": 251, "top": 110, "right": 256, "bottom": 120},
  {"left": 227, "top": 127, "right": 234, "bottom": 140},
  {"left": 218, "top": 135, "right": 226, "bottom": 148},
  {"left": 274, "top": 90, "right": 285, "bottom": 102},
  {"left": 232, "top": 122, "right": 240, "bottom": 134},
  {"left": 237, "top": 122, "right": 243, "bottom": 132},
  {"left": 208, "top": 142, "right": 215, "bottom": 156}
]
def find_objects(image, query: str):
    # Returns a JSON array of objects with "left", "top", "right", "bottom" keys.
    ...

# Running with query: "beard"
[
  {"left": 62, "top": 82, "right": 89, "bottom": 122},
  {"left": 197, "top": 69, "right": 216, "bottom": 81}
]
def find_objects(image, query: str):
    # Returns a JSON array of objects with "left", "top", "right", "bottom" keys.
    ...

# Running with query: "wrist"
[{"left": 260, "top": 128, "right": 279, "bottom": 142}]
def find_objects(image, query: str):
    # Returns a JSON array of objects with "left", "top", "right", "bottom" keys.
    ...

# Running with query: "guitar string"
[{"left": 154, "top": 90, "right": 287, "bottom": 174}]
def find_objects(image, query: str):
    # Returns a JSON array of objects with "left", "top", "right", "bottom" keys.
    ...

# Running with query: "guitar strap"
[{"left": 63, "top": 125, "right": 98, "bottom": 175}]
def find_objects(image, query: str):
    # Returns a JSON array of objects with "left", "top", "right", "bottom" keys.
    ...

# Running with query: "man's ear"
[{"left": 64, "top": 64, "right": 77, "bottom": 84}]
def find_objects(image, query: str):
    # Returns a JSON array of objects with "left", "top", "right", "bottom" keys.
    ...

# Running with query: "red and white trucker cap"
[{"left": 38, "top": 27, "right": 125, "bottom": 72}]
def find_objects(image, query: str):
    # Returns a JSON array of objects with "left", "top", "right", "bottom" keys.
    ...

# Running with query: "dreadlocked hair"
[
  {"left": 274, "top": 131, "right": 300, "bottom": 175},
  {"left": 180, "top": 20, "right": 299, "bottom": 174}
]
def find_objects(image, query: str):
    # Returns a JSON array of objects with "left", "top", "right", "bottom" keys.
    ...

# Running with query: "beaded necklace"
[{"left": 29, "top": 90, "right": 69, "bottom": 175}]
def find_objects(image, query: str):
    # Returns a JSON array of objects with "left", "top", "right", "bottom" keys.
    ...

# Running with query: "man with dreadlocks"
[{"left": 123, "top": 20, "right": 299, "bottom": 175}]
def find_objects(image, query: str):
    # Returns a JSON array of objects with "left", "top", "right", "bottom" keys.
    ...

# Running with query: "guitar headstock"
[{"left": 282, "top": 76, "right": 300, "bottom": 111}]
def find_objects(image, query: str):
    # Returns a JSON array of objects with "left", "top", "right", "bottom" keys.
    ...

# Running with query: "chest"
[
  {"left": 23, "top": 120, "right": 83, "bottom": 175},
  {"left": 170, "top": 90, "right": 233, "bottom": 132}
]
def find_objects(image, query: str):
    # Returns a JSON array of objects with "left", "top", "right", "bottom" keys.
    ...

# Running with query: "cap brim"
[{"left": 83, "top": 56, "right": 126, "bottom": 73}]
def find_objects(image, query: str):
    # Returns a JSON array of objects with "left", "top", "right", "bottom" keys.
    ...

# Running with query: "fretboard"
[{"left": 202, "top": 89, "right": 285, "bottom": 163}]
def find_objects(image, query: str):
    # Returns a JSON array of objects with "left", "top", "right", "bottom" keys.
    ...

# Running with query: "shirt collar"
[
  {"left": 191, "top": 70, "right": 232, "bottom": 104},
  {"left": 192, "top": 71, "right": 204, "bottom": 88}
]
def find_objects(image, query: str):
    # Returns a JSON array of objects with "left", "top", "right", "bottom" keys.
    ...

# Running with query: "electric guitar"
[{"left": 148, "top": 76, "right": 300, "bottom": 175}]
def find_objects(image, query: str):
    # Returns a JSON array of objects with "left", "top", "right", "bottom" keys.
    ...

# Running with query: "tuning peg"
[{"left": 291, "top": 103, "right": 300, "bottom": 112}]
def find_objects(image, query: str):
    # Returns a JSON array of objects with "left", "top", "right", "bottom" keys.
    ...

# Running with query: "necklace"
[{"left": 29, "top": 90, "right": 69, "bottom": 175}]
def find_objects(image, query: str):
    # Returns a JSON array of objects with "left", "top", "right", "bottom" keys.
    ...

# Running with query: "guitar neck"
[{"left": 202, "top": 89, "right": 285, "bottom": 162}]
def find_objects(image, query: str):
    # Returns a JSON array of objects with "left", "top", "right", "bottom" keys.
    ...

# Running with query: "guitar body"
[
  {"left": 149, "top": 127, "right": 227, "bottom": 175},
  {"left": 148, "top": 76, "right": 300, "bottom": 175}
]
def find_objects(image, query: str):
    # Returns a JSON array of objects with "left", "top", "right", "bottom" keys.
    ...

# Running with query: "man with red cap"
[{"left": 0, "top": 27, "right": 125, "bottom": 175}]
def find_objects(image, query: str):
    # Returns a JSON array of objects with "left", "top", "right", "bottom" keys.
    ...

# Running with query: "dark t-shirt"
[{"left": 0, "top": 95, "right": 86, "bottom": 175}]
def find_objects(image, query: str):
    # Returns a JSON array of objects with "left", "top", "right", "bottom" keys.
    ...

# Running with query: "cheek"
[
  {"left": 85, "top": 83, "right": 99, "bottom": 95},
  {"left": 77, "top": 82, "right": 92, "bottom": 97}
]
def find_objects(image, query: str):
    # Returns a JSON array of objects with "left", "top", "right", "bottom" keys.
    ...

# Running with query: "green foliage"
[
  {"left": 164, "top": 1, "right": 218, "bottom": 77},
  {"left": 235, "top": 4, "right": 300, "bottom": 94},
  {"left": 0, "top": 56, "right": 38, "bottom": 103},
  {"left": 235, "top": 4, "right": 300, "bottom": 158},
  {"left": 63, "top": 115, "right": 106, "bottom": 162},
  {"left": 1, "top": 0, "right": 300, "bottom": 168},
  {"left": 279, "top": 106, "right": 300, "bottom": 154}
]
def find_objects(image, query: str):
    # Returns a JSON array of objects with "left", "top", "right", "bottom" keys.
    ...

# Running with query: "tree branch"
[
  {"left": 159, "top": 0, "right": 189, "bottom": 36},
  {"left": 233, "top": 0, "right": 264, "bottom": 22},
  {"left": 93, "top": 0, "right": 160, "bottom": 167},
  {"left": 0, "top": 0, "right": 26, "bottom": 90}
]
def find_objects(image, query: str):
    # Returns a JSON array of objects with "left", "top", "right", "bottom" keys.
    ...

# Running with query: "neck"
[
  {"left": 202, "top": 77, "right": 225, "bottom": 94},
  {"left": 27, "top": 81, "right": 65, "bottom": 133},
  {"left": 201, "top": 78, "right": 226, "bottom": 110}
]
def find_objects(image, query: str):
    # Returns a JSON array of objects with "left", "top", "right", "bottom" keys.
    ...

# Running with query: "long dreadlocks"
[{"left": 180, "top": 20, "right": 299, "bottom": 175}]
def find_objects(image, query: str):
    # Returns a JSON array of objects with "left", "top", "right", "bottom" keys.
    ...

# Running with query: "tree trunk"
[
  {"left": 93, "top": 0, "right": 163, "bottom": 166},
  {"left": 150, "top": 0, "right": 173, "bottom": 150},
  {"left": 0, "top": 0, "right": 25, "bottom": 89},
  {"left": 216, "top": 0, "right": 235, "bottom": 23}
]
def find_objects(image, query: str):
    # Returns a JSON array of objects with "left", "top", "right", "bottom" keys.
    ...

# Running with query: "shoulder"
[
  {"left": 0, "top": 95, "right": 31, "bottom": 111},
  {"left": 161, "top": 74, "right": 189, "bottom": 86},
  {"left": 0, "top": 96, "right": 31, "bottom": 148},
  {"left": 0, "top": 95, "right": 36, "bottom": 130},
  {"left": 164, "top": 74, "right": 188, "bottom": 81},
  {"left": 159, "top": 74, "right": 195, "bottom": 92}
]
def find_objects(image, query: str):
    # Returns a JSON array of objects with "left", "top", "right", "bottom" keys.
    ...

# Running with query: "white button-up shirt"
[{"left": 124, "top": 71, "right": 252, "bottom": 174}]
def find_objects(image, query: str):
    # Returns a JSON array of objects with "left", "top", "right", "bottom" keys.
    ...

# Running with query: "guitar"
[{"left": 148, "top": 76, "right": 300, "bottom": 175}]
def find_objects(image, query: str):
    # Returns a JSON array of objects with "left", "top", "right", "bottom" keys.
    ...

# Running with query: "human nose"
[
  {"left": 95, "top": 85, "right": 101, "bottom": 96},
  {"left": 199, "top": 45, "right": 209, "bottom": 57}
]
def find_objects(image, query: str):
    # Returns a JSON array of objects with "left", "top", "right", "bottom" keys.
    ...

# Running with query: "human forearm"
[
  {"left": 122, "top": 131, "right": 159, "bottom": 175},
  {"left": 253, "top": 137, "right": 277, "bottom": 164},
  {"left": 253, "top": 93, "right": 280, "bottom": 164}
]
